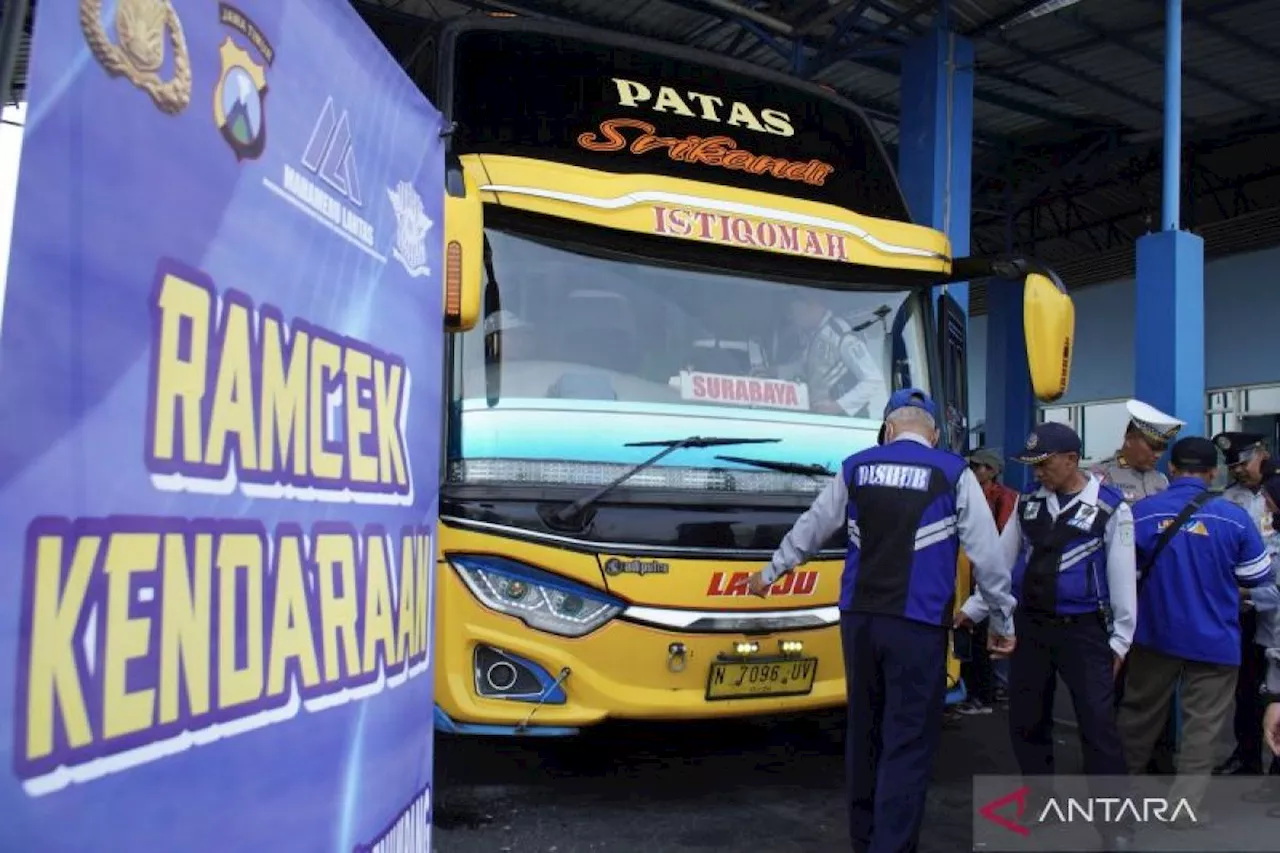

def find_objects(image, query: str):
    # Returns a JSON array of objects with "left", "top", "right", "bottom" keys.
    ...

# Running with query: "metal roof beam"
[
  {"left": 641, "top": 0, "right": 1067, "bottom": 141},
  {"left": 1002, "top": 131, "right": 1116, "bottom": 209},
  {"left": 994, "top": 0, "right": 1257, "bottom": 72},
  {"left": 857, "top": 0, "right": 1103, "bottom": 119},
  {"left": 796, "top": 0, "right": 865, "bottom": 35},
  {"left": 978, "top": 113, "right": 1280, "bottom": 218},
  {"left": 976, "top": 29, "right": 1174, "bottom": 130},
  {"left": 964, "top": 0, "right": 1052, "bottom": 40},
  {"left": 1144, "top": 0, "right": 1280, "bottom": 70},
  {"left": 678, "top": 0, "right": 1112, "bottom": 132},
  {"left": 1056, "top": 8, "right": 1270, "bottom": 114},
  {"left": 809, "top": 0, "right": 880, "bottom": 72},
  {"left": 1019, "top": 162, "right": 1280, "bottom": 244}
]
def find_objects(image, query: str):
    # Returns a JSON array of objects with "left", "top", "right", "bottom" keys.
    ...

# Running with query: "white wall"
[{"left": 0, "top": 102, "right": 26, "bottom": 332}]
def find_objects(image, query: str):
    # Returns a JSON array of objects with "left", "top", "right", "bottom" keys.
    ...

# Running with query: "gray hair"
[{"left": 885, "top": 406, "right": 936, "bottom": 436}]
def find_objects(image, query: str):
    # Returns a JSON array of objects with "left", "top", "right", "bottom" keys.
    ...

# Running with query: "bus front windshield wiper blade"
[
  {"left": 714, "top": 455, "right": 834, "bottom": 478},
  {"left": 549, "top": 436, "right": 781, "bottom": 526}
]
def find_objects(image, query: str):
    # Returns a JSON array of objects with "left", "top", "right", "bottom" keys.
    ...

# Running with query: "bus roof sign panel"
[{"left": 442, "top": 24, "right": 911, "bottom": 224}]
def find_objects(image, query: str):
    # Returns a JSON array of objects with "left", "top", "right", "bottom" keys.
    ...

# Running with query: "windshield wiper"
[
  {"left": 714, "top": 455, "right": 834, "bottom": 478},
  {"left": 549, "top": 436, "right": 780, "bottom": 527}
]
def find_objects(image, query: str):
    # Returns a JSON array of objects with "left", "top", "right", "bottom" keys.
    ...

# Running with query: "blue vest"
[
  {"left": 840, "top": 440, "right": 967, "bottom": 626},
  {"left": 1013, "top": 484, "right": 1123, "bottom": 616}
]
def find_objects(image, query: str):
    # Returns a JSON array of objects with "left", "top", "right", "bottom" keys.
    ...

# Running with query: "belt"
[{"left": 1020, "top": 611, "right": 1099, "bottom": 626}]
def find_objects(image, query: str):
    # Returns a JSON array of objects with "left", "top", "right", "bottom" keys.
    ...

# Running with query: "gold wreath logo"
[{"left": 80, "top": 0, "right": 192, "bottom": 114}]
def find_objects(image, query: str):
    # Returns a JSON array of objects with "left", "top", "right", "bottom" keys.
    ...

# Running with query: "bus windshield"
[{"left": 449, "top": 227, "right": 935, "bottom": 492}]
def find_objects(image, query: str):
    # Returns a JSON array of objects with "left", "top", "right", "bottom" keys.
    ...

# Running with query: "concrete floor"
[{"left": 432, "top": 705, "right": 1086, "bottom": 852}]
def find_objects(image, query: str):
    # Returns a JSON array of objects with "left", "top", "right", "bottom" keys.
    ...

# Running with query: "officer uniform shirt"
[
  {"left": 760, "top": 432, "right": 1017, "bottom": 637},
  {"left": 1217, "top": 433, "right": 1279, "bottom": 560},
  {"left": 1091, "top": 454, "right": 1169, "bottom": 504},
  {"left": 1091, "top": 399, "right": 1184, "bottom": 504},
  {"left": 962, "top": 474, "right": 1137, "bottom": 657},
  {"left": 1131, "top": 477, "right": 1273, "bottom": 665},
  {"left": 803, "top": 310, "right": 888, "bottom": 419}
]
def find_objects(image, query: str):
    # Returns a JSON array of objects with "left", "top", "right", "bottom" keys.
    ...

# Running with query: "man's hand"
[
  {"left": 747, "top": 571, "right": 771, "bottom": 598},
  {"left": 812, "top": 399, "right": 845, "bottom": 415},
  {"left": 1265, "top": 702, "right": 1280, "bottom": 755},
  {"left": 1112, "top": 654, "right": 1125, "bottom": 681},
  {"left": 953, "top": 611, "right": 974, "bottom": 630},
  {"left": 988, "top": 632, "right": 1016, "bottom": 658}
]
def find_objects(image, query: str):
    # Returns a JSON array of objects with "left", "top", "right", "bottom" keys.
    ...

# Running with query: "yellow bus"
[{"left": 432, "top": 18, "right": 1074, "bottom": 735}]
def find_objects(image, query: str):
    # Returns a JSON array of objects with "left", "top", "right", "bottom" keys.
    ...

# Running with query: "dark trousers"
[
  {"left": 1008, "top": 612, "right": 1128, "bottom": 780},
  {"left": 963, "top": 621, "right": 995, "bottom": 703},
  {"left": 1230, "top": 609, "right": 1266, "bottom": 770},
  {"left": 842, "top": 611, "right": 947, "bottom": 853}
]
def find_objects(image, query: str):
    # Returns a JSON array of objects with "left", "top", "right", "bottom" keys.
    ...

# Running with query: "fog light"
[
  {"left": 734, "top": 641, "right": 759, "bottom": 655},
  {"left": 780, "top": 640, "right": 804, "bottom": 655}
]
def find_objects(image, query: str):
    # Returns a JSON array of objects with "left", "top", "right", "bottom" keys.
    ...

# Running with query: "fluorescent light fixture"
[{"left": 1001, "top": 0, "right": 1085, "bottom": 30}]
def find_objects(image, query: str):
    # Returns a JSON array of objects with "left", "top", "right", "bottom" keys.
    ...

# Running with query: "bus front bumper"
[{"left": 433, "top": 560, "right": 849, "bottom": 734}]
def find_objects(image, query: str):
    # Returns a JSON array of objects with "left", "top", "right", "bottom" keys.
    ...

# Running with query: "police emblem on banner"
[
  {"left": 213, "top": 4, "right": 274, "bottom": 160},
  {"left": 80, "top": 0, "right": 193, "bottom": 114},
  {"left": 387, "top": 181, "right": 434, "bottom": 278}
]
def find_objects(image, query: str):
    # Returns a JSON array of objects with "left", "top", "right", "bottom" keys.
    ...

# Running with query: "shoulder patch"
[
  {"left": 1118, "top": 519, "right": 1134, "bottom": 547},
  {"left": 1096, "top": 482, "right": 1126, "bottom": 510}
]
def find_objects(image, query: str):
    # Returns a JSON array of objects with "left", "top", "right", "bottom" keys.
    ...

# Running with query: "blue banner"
[{"left": 0, "top": 1, "right": 443, "bottom": 850}]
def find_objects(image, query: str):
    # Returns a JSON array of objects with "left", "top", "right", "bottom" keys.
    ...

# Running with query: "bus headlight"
[{"left": 449, "top": 554, "right": 625, "bottom": 638}]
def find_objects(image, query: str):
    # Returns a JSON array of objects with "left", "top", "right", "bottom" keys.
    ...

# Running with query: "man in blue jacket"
[
  {"left": 747, "top": 388, "right": 1016, "bottom": 853},
  {"left": 1118, "top": 438, "right": 1276, "bottom": 818}
]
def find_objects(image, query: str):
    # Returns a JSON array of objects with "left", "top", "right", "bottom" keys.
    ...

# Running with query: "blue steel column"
[
  {"left": 1135, "top": 0, "right": 1205, "bottom": 442},
  {"left": 985, "top": 214, "right": 1034, "bottom": 490},
  {"left": 1141, "top": 0, "right": 1202, "bottom": 751},
  {"left": 899, "top": 27, "right": 973, "bottom": 315},
  {"left": 897, "top": 26, "right": 975, "bottom": 459}
]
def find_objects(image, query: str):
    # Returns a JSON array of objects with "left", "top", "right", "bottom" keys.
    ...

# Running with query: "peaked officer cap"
[
  {"left": 1213, "top": 431, "right": 1267, "bottom": 467},
  {"left": 1125, "top": 399, "right": 1184, "bottom": 446},
  {"left": 1012, "top": 422, "right": 1082, "bottom": 464}
]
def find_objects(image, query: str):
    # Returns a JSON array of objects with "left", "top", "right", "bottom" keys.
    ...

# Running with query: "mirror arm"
[{"left": 946, "top": 254, "right": 1067, "bottom": 293}]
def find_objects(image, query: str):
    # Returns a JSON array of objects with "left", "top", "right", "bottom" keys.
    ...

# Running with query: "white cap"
[{"left": 1125, "top": 399, "right": 1184, "bottom": 445}]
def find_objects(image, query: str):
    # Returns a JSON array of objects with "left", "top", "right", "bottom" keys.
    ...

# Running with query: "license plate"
[{"left": 705, "top": 657, "right": 818, "bottom": 701}]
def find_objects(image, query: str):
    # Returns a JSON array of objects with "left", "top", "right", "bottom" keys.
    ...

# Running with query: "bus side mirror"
[
  {"left": 1022, "top": 272, "right": 1074, "bottom": 403},
  {"left": 443, "top": 158, "right": 484, "bottom": 332}
]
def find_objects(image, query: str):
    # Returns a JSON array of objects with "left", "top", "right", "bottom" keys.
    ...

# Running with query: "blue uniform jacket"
[{"left": 1132, "top": 477, "right": 1274, "bottom": 666}]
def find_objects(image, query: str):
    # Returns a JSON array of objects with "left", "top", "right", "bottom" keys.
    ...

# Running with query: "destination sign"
[{"left": 443, "top": 22, "right": 909, "bottom": 222}]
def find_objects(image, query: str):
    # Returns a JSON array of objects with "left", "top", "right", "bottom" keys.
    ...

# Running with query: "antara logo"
[{"left": 707, "top": 570, "right": 818, "bottom": 597}]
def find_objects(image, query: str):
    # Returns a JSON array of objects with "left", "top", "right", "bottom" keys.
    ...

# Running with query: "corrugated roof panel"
[{"left": 347, "top": 0, "right": 1280, "bottom": 270}]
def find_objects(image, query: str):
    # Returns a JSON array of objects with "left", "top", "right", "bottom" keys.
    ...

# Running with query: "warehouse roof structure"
[
  {"left": 5, "top": 0, "right": 1279, "bottom": 298},
  {"left": 353, "top": 0, "right": 1280, "bottom": 301}
]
